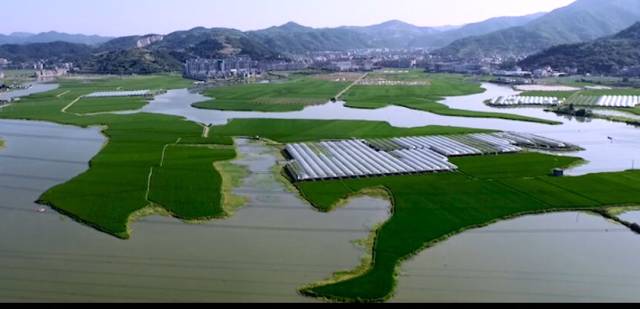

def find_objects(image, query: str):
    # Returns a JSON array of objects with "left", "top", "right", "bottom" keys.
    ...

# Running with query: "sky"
[{"left": 1, "top": 0, "right": 576, "bottom": 37}]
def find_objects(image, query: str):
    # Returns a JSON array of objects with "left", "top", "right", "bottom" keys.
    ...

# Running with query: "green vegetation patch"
[
  {"left": 343, "top": 73, "right": 559, "bottom": 124},
  {"left": 193, "top": 78, "right": 349, "bottom": 112},
  {"left": 67, "top": 97, "right": 150, "bottom": 114},
  {"left": 519, "top": 91, "right": 577, "bottom": 99},
  {"left": 0, "top": 75, "right": 234, "bottom": 239},
  {"left": 625, "top": 107, "right": 640, "bottom": 115},
  {"left": 149, "top": 146, "right": 237, "bottom": 220},
  {"left": 297, "top": 153, "right": 640, "bottom": 302},
  {"left": 210, "top": 119, "right": 493, "bottom": 143}
]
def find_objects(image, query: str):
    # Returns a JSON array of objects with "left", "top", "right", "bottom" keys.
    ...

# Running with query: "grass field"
[
  {"left": 343, "top": 73, "right": 559, "bottom": 124},
  {"left": 297, "top": 153, "right": 640, "bottom": 302},
  {"left": 67, "top": 96, "right": 150, "bottom": 114},
  {"left": 193, "top": 78, "right": 349, "bottom": 112}
]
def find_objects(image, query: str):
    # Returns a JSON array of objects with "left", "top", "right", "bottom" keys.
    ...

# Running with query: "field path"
[
  {"left": 61, "top": 96, "right": 82, "bottom": 114},
  {"left": 202, "top": 125, "right": 210, "bottom": 138},
  {"left": 335, "top": 72, "right": 368, "bottom": 100},
  {"left": 56, "top": 90, "right": 70, "bottom": 98}
]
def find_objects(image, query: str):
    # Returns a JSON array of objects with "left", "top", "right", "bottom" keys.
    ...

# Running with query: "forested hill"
[{"left": 519, "top": 22, "right": 640, "bottom": 75}]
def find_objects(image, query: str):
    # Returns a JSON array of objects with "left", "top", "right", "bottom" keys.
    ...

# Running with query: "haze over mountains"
[
  {"left": 1, "top": 0, "right": 640, "bottom": 74},
  {"left": 0, "top": 32, "right": 113, "bottom": 46},
  {"left": 436, "top": 0, "right": 640, "bottom": 59}
]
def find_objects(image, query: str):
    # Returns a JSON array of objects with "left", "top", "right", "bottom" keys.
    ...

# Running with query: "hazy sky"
[{"left": 1, "top": 0, "right": 576, "bottom": 36}]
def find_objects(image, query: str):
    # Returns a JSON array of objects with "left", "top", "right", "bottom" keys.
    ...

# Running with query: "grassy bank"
[{"left": 297, "top": 153, "right": 640, "bottom": 302}]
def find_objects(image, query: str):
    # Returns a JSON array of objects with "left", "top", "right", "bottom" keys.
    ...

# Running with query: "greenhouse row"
[
  {"left": 84, "top": 90, "right": 152, "bottom": 98},
  {"left": 285, "top": 132, "right": 575, "bottom": 182},
  {"left": 494, "top": 132, "right": 577, "bottom": 150},
  {"left": 285, "top": 140, "right": 457, "bottom": 181},
  {"left": 491, "top": 96, "right": 563, "bottom": 106},
  {"left": 596, "top": 95, "right": 640, "bottom": 108}
]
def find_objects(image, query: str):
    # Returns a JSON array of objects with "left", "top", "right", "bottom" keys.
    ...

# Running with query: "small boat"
[{"left": 37, "top": 207, "right": 47, "bottom": 213}]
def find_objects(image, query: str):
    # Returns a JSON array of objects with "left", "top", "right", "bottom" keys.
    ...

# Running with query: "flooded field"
[
  {"left": 0, "top": 125, "right": 390, "bottom": 301},
  {"left": 143, "top": 84, "right": 640, "bottom": 176},
  {"left": 1, "top": 82, "right": 639, "bottom": 302}
]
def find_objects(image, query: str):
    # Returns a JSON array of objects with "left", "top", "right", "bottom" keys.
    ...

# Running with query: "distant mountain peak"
[
  {"left": 278, "top": 21, "right": 310, "bottom": 31},
  {"left": 372, "top": 20, "right": 420, "bottom": 30}
]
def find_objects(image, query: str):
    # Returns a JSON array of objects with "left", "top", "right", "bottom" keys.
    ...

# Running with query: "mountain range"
[
  {"left": 435, "top": 0, "right": 640, "bottom": 59},
  {"left": 2, "top": 0, "right": 640, "bottom": 74},
  {"left": 0, "top": 31, "right": 113, "bottom": 46},
  {"left": 519, "top": 22, "right": 640, "bottom": 75}
]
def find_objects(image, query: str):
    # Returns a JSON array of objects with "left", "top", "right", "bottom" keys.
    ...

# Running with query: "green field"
[
  {"left": 192, "top": 72, "right": 557, "bottom": 124},
  {"left": 193, "top": 78, "right": 349, "bottom": 112},
  {"left": 296, "top": 153, "right": 640, "bottom": 302},
  {"left": 4, "top": 73, "right": 640, "bottom": 303},
  {"left": 0, "top": 75, "right": 230, "bottom": 238},
  {"left": 1, "top": 74, "right": 493, "bottom": 238},
  {"left": 343, "top": 73, "right": 559, "bottom": 124},
  {"left": 149, "top": 145, "right": 237, "bottom": 220},
  {"left": 210, "top": 119, "right": 493, "bottom": 143},
  {"left": 67, "top": 96, "right": 150, "bottom": 114}
]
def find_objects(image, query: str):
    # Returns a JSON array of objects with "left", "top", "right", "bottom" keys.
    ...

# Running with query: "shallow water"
[
  {"left": 593, "top": 109, "right": 640, "bottom": 121},
  {"left": 1, "top": 80, "right": 639, "bottom": 302},
  {"left": 393, "top": 212, "right": 640, "bottom": 302},
  {"left": 0, "top": 130, "right": 390, "bottom": 302},
  {"left": 142, "top": 84, "right": 640, "bottom": 176},
  {"left": 0, "top": 83, "right": 59, "bottom": 101}
]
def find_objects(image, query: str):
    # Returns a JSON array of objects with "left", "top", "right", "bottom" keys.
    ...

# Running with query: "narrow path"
[
  {"left": 335, "top": 73, "right": 369, "bottom": 100},
  {"left": 145, "top": 167, "right": 154, "bottom": 202},
  {"left": 202, "top": 124, "right": 210, "bottom": 138},
  {"left": 56, "top": 91, "right": 70, "bottom": 98},
  {"left": 61, "top": 96, "right": 82, "bottom": 114}
]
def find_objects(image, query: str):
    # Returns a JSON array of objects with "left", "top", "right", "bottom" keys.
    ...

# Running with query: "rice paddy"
[
  {"left": 297, "top": 153, "right": 640, "bottom": 302},
  {"left": 0, "top": 75, "right": 231, "bottom": 239},
  {"left": 192, "top": 72, "right": 557, "bottom": 124},
  {"left": 341, "top": 73, "right": 558, "bottom": 124},
  {"left": 4, "top": 73, "right": 640, "bottom": 303},
  {"left": 66, "top": 97, "right": 151, "bottom": 114},
  {"left": 192, "top": 78, "right": 349, "bottom": 112}
]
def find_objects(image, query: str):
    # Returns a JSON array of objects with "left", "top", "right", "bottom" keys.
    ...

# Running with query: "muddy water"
[
  {"left": 1, "top": 81, "right": 639, "bottom": 302},
  {"left": 0, "top": 132, "right": 390, "bottom": 302},
  {"left": 392, "top": 212, "right": 640, "bottom": 302}
]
